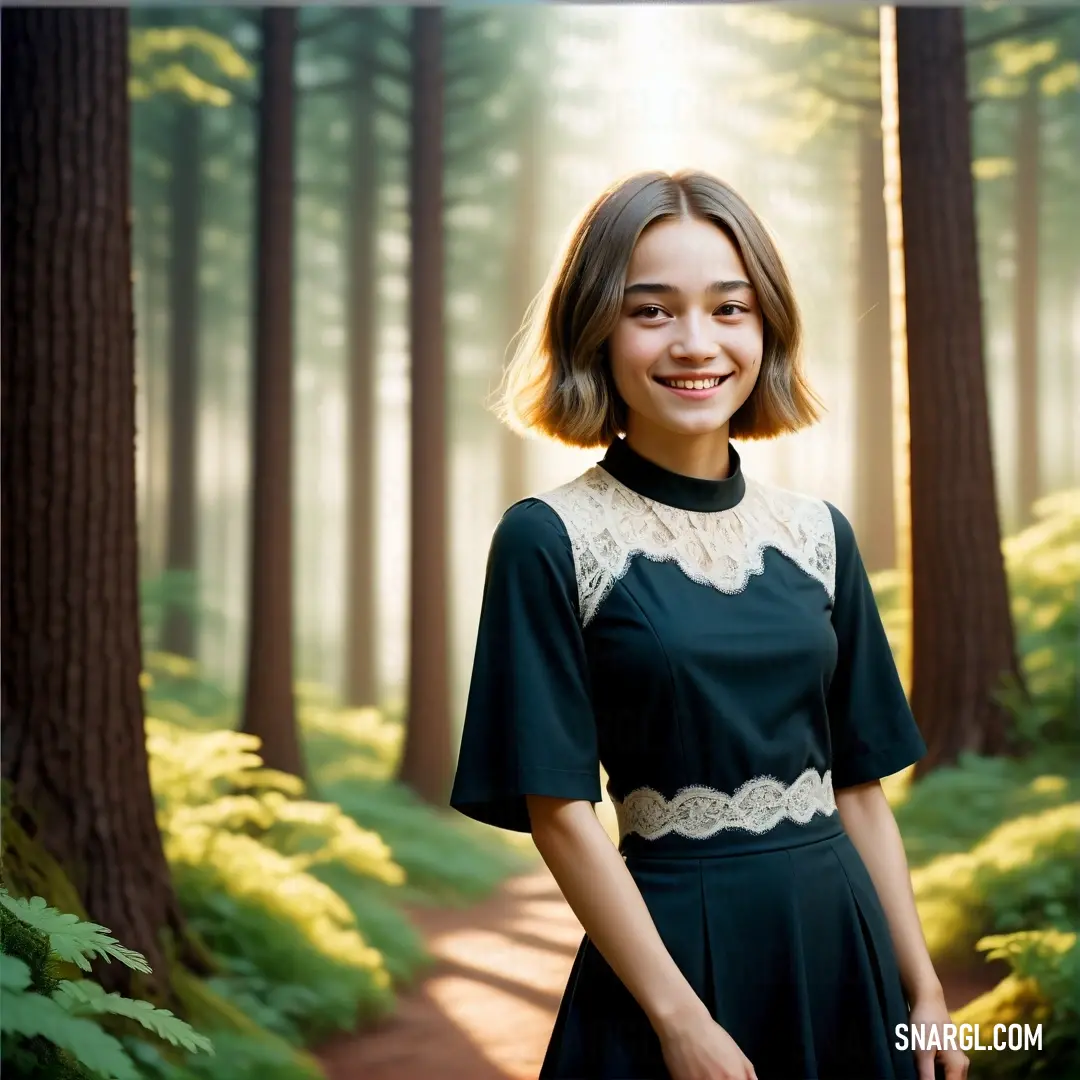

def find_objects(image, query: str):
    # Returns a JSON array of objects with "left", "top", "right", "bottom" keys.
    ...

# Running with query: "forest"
[{"left": 1, "top": 4, "right": 1077, "bottom": 1080}]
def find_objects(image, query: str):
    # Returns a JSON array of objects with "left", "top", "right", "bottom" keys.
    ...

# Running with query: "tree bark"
[
  {"left": 0, "top": 8, "right": 185, "bottom": 992},
  {"left": 879, "top": 9, "right": 913, "bottom": 684},
  {"left": 160, "top": 103, "right": 203, "bottom": 658},
  {"left": 240, "top": 8, "right": 304, "bottom": 778},
  {"left": 397, "top": 8, "right": 451, "bottom": 805},
  {"left": 893, "top": 7, "right": 1021, "bottom": 774},
  {"left": 343, "top": 25, "right": 380, "bottom": 709},
  {"left": 1013, "top": 77, "right": 1040, "bottom": 526},
  {"left": 142, "top": 202, "right": 172, "bottom": 584},
  {"left": 852, "top": 118, "right": 896, "bottom": 572}
]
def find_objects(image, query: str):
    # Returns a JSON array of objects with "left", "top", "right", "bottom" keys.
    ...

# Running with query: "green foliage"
[
  {"left": 876, "top": 492, "right": 1080, "bottom": 1075},
  {"left": 129, "top": 653, "right": 532, "bottom": 1074},
  {"left": 0, "top": 888, "right": 212, "bottom": 1080},
  {"left": 1, "top": 963, "right": 138, "bottom": 1080},
  {"left": 140, "top": 573, "right": 230, "bottom": 667},
  {"left": 971, "top": 8, "right": 1080, "bottom": 103},
  {"left": 893, "top": 756, "right": 1078, "bottom": 867},
  {"left": 304, "top": 700, "right": 532, "bottom": 902},
  {"left": 128, "top": 1030, "right": 324, "bottom": 1080},
  {"left": 910, "top": 802, "right": 1080, "bottom": 962},
  {"left": 0, "top": 892, "right": 152, "bottom": 975},
  {"left": 979, "top": 928, "right": 1079, "bottom": 1023},
  {"left": 53, "top": 980, "right": 212, "bottom": 1054},
  {"left": 0, "top": 891, "right": 60, "bottom": 995},
  {"left": 129, "top": 25, "right": 253, "bottom": 107},
  {"left": 148, "top": 718, "right": 403, "bottom": 1037},
  {"left": 320, "top": 776, "right": 530, "bottom": 905},
  {"left": 954, "top": 929, "right": 1079, "bottom": 1078},
  {"left": 717, "top": 6, "right": 881, "bottom": 151},
  {"left": 872, "top": 488, "right": 1080, "bottom": 757},
  {"left": 999, "top": 489, "right": 1080, "bottom": 752},
  {"left": 199, "top": 958, "right": 327, "bottom": 1044}
]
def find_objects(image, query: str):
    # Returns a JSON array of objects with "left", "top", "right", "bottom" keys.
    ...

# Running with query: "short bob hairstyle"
[{"left": 498, "top": 170, "right": 822, "bottom": 448}]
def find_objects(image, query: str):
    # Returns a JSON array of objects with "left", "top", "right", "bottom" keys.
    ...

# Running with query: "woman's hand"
[
  {"left": 655, "top": 1000, "right": 757, "bottom": 1080},
  {"left": 909, "top": 991, "right": 969, "bottom": 1080}
]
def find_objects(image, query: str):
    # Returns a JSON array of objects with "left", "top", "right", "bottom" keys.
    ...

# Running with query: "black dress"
[{"left": 450, "top": 436, "right": 926, "bottom": 1080}]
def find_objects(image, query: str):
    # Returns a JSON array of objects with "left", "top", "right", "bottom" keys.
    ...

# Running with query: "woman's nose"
[{"left": 671, "top": 313, "right": 718, "bottom": 362}]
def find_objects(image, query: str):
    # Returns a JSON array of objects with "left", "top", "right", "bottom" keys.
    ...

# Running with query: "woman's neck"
[{"left": 623, "top": 423, "right": 733, "bottom": 481}]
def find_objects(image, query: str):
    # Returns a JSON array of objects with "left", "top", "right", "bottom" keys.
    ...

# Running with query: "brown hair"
[{"left": 498, "top": 170, "right": 821, "bottom": 448}]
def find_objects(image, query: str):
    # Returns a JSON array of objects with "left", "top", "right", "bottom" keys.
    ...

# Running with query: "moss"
[
  {"left": 2, "top": 1036, "right": 97, "bottom": 1080},
  {"left": 1, "top": 794, "right": 89, "bottom": 921},
  {"left": 0, "top": 901, "right": 59, "bottom": 994}
]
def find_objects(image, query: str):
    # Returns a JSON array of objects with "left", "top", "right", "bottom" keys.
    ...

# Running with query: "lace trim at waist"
[{"left": 612, "top": 767, "right": 836, "bottom": 841}]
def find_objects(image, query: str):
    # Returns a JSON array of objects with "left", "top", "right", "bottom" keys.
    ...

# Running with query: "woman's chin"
[{"left": 652, "top": 407, "right": 735, "bottom": 439}]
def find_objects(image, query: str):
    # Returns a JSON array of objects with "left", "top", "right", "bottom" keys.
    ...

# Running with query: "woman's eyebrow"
[{"left": 623, "top": 279, "right": 754, "bottom": 296}]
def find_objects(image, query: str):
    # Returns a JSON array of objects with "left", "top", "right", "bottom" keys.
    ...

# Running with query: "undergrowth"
[
  {"left": 0, "top": 888, "right": 212, "bottom": 1080},
  {"left": 2, "top": 643, "right": 529, "bottom": 1079},
  {"left": 872, "top": 489, "right": 1080, "bottom": 1079},
  {"left": 127, "top": 682, "right": 530, "bottom": 1078}
]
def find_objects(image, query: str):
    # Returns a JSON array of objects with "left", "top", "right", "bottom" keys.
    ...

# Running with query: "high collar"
[{"left": 599, "top": 437, "right": 747, "bottom": 513}]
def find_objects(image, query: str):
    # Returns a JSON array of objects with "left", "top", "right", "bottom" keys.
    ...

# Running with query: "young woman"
[{"left": 449, "top": 170, "right": 968, "bottom": 1080}]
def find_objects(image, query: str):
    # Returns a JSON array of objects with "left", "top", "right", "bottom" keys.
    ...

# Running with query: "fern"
[
  {"left": 0, "top": 890, "right": 214, "bottom": 1080},
  {"left": 0, "top": 890, "right": 151, "bottom": 973},
  {"left": 1, "top": 952, "right": 33, "bottom": 991},
  {"left": 1, "top": 957, "right": 140, "bottom": 1080},
  {"left": 53, "top": 979, "right": 214, "bottom": 1054}
]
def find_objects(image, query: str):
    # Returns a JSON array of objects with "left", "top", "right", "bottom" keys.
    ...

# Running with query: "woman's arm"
[
  {"left": 836, "top": 781, "right": 970, "bottom": 1080},
  {"left": 527, "top": 794, "right": 757, "bottom": 1080},
  {"left": 527, "top": 794, "right": 704, "bottom": 1028},
  {"left": 835, "top": 780, "right": 941, "bottom": 1001}
]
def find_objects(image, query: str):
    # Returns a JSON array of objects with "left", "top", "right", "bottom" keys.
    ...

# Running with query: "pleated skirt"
[{"left": 540, "top": 816, "right": 919, "bottom": 1080}]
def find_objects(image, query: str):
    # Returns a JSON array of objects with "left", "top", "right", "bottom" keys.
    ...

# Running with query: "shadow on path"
[
  {"left": 317, "top": 863, "right": 1006, "bottom": 1080},
  {"left": 318, "top": 865, "right": 578, "bottom": 1080}
]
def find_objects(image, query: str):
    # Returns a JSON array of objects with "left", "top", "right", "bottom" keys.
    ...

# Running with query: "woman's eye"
[
  {"left": 717, "top": 303, "right": 744, "bottom": 317},
  {"left": 635, "top": 305, "right": 664, "bottom": 320}
]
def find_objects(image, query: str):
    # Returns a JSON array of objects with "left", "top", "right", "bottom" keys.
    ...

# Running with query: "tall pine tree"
[{"left": 1, "top": 8, "right": 188, "bottom": 992}]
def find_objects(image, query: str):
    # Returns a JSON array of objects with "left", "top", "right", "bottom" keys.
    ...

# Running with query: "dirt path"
[
  {"left": 318, "top": 866, "right": 576, "bottom": 1080},
  {"left": 317, "top": 864, "right": 1004, "bottom": 1080}
]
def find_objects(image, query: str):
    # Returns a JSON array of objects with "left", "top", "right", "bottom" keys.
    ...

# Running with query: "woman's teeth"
[{"left": 659, "top": 376, "right": 726, "bottom": 390}]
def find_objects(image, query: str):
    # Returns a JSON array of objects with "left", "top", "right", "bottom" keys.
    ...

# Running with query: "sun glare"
[{"left": 609, "top": 7, "right": 699, "bottom": 178}]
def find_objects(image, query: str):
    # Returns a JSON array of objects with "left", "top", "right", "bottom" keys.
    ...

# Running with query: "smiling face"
[{"left": 607, "top": 215, "right": 765, "bottom": 464}]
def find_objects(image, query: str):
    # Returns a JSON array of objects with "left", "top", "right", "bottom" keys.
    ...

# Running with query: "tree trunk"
[
  {"left": 343, "top": 30, "right": 379, "bottom": 709},
  {"left": 160, "top": 103, "right": 203, "bottom": 658},
  {"left": 397, "top": 8, "right": 451, "bottom": 804},
  {"left": 142, "top": 204, "right": 172, "bottom": 585},
  {"left": 852, "top": 118, "right": 896, "bottom": 572},
  {"left": 499, "top": 95, "right": 542, "bottom": 512},
  {"left": 879, "top": 8, "right": 912, "bottom": 662},
  {"left": 1013, "top": 77, "right": 1040, "bottom": 526},
  {"left": 892, "top": 7, "right": 1021, "bottom": 774},
  {"left": 240, "top": 8, "right": 304, "bottom": 778},
  {"left": 0, "top": 8, "right": 185, "bottom": 993}
]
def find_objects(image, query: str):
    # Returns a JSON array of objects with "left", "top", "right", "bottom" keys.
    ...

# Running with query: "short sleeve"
[
  {"left": 449, "top": 499, "right": 601, "bottom": 832},
  {"left": 825, "top": 504, "right": 927, "bottom": 789}
]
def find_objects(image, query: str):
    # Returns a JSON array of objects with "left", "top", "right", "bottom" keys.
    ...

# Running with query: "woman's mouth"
[{"left": 654, "top": 374, "right": 731, "bottom": 398}]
